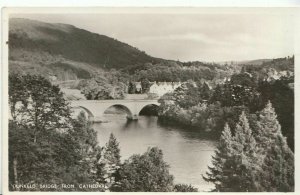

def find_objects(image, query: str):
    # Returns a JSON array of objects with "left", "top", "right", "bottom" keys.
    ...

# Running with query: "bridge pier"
[{"left": 127, "top": 114, "right": 139, "bottom": 121}]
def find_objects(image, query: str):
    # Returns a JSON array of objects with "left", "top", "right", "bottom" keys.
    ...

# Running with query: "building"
[
  {"left": 149, "top": 82, "right": 181, "bottom": 97},
  {"left": 135, "top": 82, "right": 142, "bottom": 93}
]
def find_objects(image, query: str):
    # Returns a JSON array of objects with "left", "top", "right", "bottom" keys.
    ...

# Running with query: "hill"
[
  {"left": 237, "top": 59, "right": 273, "bottom": 66},
  {"left": 9, "top": 18, "right": 161, "bottom": 80}
]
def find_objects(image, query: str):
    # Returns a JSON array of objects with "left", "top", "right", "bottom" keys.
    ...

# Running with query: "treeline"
[
  {"left": 158, "top": 71, "right": 294, "bottom": 150},
  {"left": 8, "top": 74, "right": 197, "bottom": 192},
  {"left": 126, "top": 61, "right": 235, "bottom": 82},
  {"left": 76, "top": 60, "right": 234, "bottom": 99},
  {"left": 241, "top": 56, "right": 294, "bottom": 78}
]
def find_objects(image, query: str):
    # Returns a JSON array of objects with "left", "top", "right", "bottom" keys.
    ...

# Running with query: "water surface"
[{"left": 94, "top": 114, "right": 216, "bottom": 191}]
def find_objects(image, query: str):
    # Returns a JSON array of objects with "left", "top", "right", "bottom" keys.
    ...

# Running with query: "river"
[{"left": 93, "top": 114, "right": 216, "bottom": 191}]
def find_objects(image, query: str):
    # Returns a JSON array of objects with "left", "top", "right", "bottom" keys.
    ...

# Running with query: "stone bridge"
[{"left": 70, "top": 99, "right": 160, "bottom": 122}]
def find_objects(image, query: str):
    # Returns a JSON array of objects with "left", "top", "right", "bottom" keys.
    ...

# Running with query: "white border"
[{"left": 2, "top": 5, "right": 300, "bottom": 195}]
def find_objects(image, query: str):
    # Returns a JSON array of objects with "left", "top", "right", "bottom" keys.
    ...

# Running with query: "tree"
[
  {"left": 258, "top": 78, "right": 294, "bottom": 150},
  {"left": 210, "top": 84, "right": 223, "bottom": 103},
  {"left": 205, "top": 103, "right": 294, "bottom": 192},
  {"left": 97, "top": 133, "right": 121, "bottom": 191},
  {"left": 255, "top": 101, "right": 282, "bottom": 151},
  {"left": 9, "top": 74, "right": 73, "bottom": 188},
  {"left": 258, "top": 135, "right": 294, "bottom": 192},
  {"left": 173, "top": 184, "right": 198, "bottom": 192},
  {"left": 8, "top": 74, "right": 103, "bottom": 191},
  {"left": 199, "top": 82, "right": 211, "bottom": 101},
  {"left": 113, "top": 147, "right": 174, "bottom": 192},
  {"left": 128, "top": 81, "right": 136, "bottom": 94},
  {"left": 141, "top": 78, "right": 151, "bottom": 93},
  {"left": 204, "top": 113, "right": 259, "bottom": 192},
  {"left": 203, "top": 123, "right": 235, "bottom": 191},
  {"left": 78, "top": 74, "right": 126, "bottom": 100},
  {"left": 9, "top": 74, "right": 71, "bottom": 141},
  {"left": 231, "top": 112, "right": 259, "bottom": 192},
  {"left": 255, "top": 102, "right": 294, "bottom": 191},
  {"left": 70, "top": 112, "right": 103, "bottom": 189}
]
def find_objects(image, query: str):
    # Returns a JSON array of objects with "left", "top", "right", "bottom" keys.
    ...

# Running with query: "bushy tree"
[
  {"left": 78, "top": 75, "right": 125, "bottom": 100},
  {"left": 70, "top": 112, "right": 102, "bottom": 189},
  {"left": 210, "top": 77, "right": 262, "bottom": 112},
  {"left": 173, "top": 184, "right": 198, "bottom": 192},
  {"left": 141, "top": 78, "right": 151, "bottom": 93},
  {"left": 113, "top": 147, "right": 174, "bottom": 192},
  {"left": 9, "top": 74, "right": 103, "bottom": 191},
  {"left": 128, "top": 81, "right": 136, "bottom": 94},
  {"left": 9, "top": 74, "right": 73, "bottom": 188}
]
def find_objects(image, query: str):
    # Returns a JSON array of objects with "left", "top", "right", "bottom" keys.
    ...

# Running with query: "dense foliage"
[
  {"left": 113, "top": 147, "right": 174, "bottom": 192},
  {"left": 158, "top": 62, "right": 294, "bottom": 150},
  {"left": 173, "top": 184, "right": 198, "bottom": 192},
  {"left": 9, "top": 74, "right": 102, "bottom": 191},
  {"left": 127, "top": 61, "right": 235, "bottom": 82},
  {"left": 77, "top": 70, "right": 128, "bottom": 100}
]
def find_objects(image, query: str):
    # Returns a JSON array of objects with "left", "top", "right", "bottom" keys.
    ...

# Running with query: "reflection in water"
[{"left": 94, "top": 115, "right": 216, "bottom": 191}]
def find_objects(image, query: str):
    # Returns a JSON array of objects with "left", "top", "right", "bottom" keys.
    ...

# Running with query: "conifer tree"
[
  {"left": 71, "top": 112, "right": 102, "bottom": 187},
  {"left": 256, "top": 101, "right": 294, "bottom": 191},
  {"left": 204, "top": 113, "right": 259, "bottom": 192},
  {"left": 231, "top": 112, "right": 259, "bottom": 192},
  {"left": 97, "top": 133, "right": 121, "bottom": 191},
  {"left": 256, "top": 101, "right": 283, "bottom": 151},
  {"left": 200, "top": 82, "right": 211, "bottom": 101},
  {"left": 203, "top": 123, "right": 234, "bottom": 191}
]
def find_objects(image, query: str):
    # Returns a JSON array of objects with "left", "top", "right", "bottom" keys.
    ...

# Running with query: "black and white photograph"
[{"left": 2, "top": 7, "right": 299, "bottom": 193}]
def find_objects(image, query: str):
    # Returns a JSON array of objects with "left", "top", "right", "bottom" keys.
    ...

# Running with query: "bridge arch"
[
  {"left": 70, "top": 99, "right": 160, "bottom": 121},
  {"left": 138, "top": 104, "right": 159, "bottom": 116},
  {"left": 71, "top": 106, "right": 95, "bottom": 121},
  {"left": 103, "top": 104, "right": 134, "bottom": 119}
]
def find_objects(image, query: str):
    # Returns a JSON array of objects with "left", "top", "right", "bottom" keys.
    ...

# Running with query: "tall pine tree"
[
  {"left": 204, "top": 113, "right": 259, "bottom": 192},
  {"left": 203, "top": 123, "right": 234, "bottom": 191},
  {"left": 205, "top": 102, "right": 294, "bottom": 192},
  {"left": 231, "top": 112, "right": 259, "bottom": 192},
  {"left": 256, "top": 101, "right": 294, "bottom": 191},
  {"left": 97, "top": 133, "right": 121, "bottom": 191}
]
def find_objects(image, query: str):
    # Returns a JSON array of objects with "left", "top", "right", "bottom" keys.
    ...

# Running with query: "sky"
[{"left": 12, "top": 12, "right": 295, "bottom": 62}]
